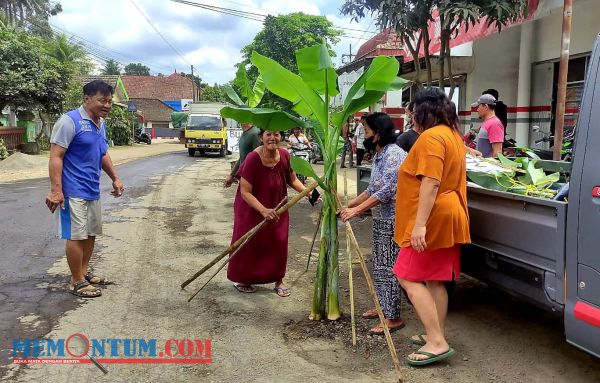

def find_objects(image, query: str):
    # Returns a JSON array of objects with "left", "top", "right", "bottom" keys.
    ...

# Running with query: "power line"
[
  {"left": 169, "top": 0, "right": 377, "bottom": 35},
  {"left": 128, "top": 0, "right": 194, "bottom": 68},
  {"left": 26, "top": 18, "right": 172, "bottom": 75},
  {"left": 48, "top": 22, "right": 174, "bottom": 73}
]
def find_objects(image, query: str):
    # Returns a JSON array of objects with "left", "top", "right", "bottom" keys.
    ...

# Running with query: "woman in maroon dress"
[{"left": 227, "top": 130, "right": 308, "bottom": 297}]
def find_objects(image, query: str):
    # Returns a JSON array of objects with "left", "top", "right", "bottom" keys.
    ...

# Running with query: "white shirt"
[{"left": 354, "top": 123, "right": 365, "bottom": 149}]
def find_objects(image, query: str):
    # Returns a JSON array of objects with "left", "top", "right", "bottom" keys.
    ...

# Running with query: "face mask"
[{"left": 363, "top": 136, "right": 377, "bottom": 151}]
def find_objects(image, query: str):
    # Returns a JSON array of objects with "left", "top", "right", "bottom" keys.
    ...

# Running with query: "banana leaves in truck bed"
[{"left": 466, "top": 154, "right": 561, "bottom": 199}]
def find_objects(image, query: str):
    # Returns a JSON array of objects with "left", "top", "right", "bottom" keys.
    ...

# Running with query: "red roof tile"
[
  {"left": 355, "top": 29, "right": 404, "bottom": 61},
  {"left": 121, "top": 73, "right": 199, "bottom": 101}
]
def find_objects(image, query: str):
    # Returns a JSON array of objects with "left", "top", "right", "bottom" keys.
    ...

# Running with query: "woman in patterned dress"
[{"left": 341, "top": 112, "right": 408, "bottom": 335}]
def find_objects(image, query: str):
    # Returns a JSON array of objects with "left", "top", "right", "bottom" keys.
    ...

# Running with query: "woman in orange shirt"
[{"left": 393, "top": 88, "right": 470, "bottom": 366}]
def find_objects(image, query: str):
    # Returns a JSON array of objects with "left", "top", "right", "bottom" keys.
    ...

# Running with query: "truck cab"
[{"left": 185, "top": 102, "right": 229, "bottom": 157}]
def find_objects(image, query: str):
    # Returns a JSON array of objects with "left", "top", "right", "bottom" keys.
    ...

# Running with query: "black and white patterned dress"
[{"left": 366, "top": 144, "right": 407, "bottom": 319}]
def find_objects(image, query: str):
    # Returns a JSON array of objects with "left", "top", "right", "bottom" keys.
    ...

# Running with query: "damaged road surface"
[{"left": 1, "top": 151, "right": 600, "bottom": 382}]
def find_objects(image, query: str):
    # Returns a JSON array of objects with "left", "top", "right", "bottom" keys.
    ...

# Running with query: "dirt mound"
[{"left": 0, "top": 152, "right": 48, "bottom": 171}]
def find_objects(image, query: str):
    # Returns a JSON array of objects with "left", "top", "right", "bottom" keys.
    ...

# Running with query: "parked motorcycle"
[{"left": 135, "top": 127, "right": 152, "bottom": 145}]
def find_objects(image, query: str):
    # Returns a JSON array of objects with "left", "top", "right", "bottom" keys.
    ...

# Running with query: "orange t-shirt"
[{"left": 394, "top": 125, "right": 471, "bottom": 250}]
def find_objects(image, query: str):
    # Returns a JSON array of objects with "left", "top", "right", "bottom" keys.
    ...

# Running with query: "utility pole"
[
  {"left": 191, "top": 65, "right": 196, "bottom": 102},
  {"left": 553, "top": 0, "right": 572, "bottom": 160},
  {"left": 341, "top": 44, "right": 355, "bottom": 64}
]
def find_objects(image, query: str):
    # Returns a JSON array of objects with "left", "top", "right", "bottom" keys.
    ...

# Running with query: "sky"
[{"left": 50, "top": 0, "right": 378, "bottom": 84}]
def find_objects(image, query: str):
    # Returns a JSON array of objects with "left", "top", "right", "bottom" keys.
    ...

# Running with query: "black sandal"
[
  {"left": 70, "top": 281, "right": 102, "bottom": 298},
  {"left": 85, "top": 272, "right": 113, "bottom": 285}
]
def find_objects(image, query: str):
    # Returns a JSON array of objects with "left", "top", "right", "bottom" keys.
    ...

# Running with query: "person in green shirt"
[{"left": 224, "top": 122, "right": 261, "bottom": 188}]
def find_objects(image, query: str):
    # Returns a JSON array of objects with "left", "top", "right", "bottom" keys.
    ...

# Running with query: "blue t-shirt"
[{"left": 50, "top": 106, "right": 109, "bottom": 200}]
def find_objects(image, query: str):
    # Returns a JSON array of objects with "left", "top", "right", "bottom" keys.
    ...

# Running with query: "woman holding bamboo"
[
  {"left": 340, "top": 112, "right": 408, "bottom": 335},
  {"left": 393, "top": 87, "right": 470, "bottom": 366},
  {"left": 227, "top": 129, "right": 309, "bottom": 297}
]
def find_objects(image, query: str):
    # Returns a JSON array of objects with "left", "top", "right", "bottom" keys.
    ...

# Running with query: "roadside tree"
[
  {"left": 124, "top": 62, "right": 151, "bottom": 76},
  {"left": 102, "top": 59, "right": 121, "bottom": 75},
  {"left": 341, "top": 0, "right": 528, "bottom": 96}
]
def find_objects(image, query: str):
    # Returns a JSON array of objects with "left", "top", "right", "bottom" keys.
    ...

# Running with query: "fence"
[{"left": 0, "top": 127, "right": 25, "bottom": 151}]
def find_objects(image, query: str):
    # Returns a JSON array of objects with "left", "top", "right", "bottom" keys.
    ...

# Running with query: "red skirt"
[{"left": 393, "top": 245, "right": 461, "bottom": 282}]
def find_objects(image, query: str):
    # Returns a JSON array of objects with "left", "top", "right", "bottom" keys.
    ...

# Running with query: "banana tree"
[
  {"left": 221, "top": 39, "right": 408, "bottom": 320},
  {"left": 223, "top": 65, "right": 266, "bottom": 107}
]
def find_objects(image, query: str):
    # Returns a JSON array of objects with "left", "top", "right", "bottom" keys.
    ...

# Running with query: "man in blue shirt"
[{"left": 46, "top": 80, "right": 124, "bottom": 298}]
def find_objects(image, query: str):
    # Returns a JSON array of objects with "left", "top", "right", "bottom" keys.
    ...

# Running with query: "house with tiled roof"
[{"left": 121, "top": 73, "right": 200, "bottom": 111}]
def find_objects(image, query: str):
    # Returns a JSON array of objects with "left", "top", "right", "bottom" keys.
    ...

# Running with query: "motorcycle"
[
  {"left": 135, "top": 127, "right": 152, "bottom": 145},
  {"left": 289, "top": 142, "right": 311, "bottom": 184}
]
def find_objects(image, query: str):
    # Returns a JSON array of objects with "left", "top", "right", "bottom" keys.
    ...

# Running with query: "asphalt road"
[{"left": 0, "top": 149, "right": 196, "bottom": 376}]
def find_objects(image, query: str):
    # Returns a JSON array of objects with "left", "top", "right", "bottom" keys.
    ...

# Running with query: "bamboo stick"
[
  {"left": 306, "top": 207, "right": 323, "bottom": 272},
  {"left": 344, "top": 171, "right": 357, "bottom": 346},
  {"left": 181, "top": 179, "right": 319, "bottom": 290},
  {"left": 187, "top": 229, "right": 254, "bottom": 302},
  {"left": 333, "top": 193, "right": 404, "bottom": 383}
]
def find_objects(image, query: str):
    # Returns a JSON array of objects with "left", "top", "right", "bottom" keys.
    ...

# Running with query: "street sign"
[
  {"left": 127, "top": 101, "right": 138, "bottom": 113},
  {"left": 181, "top": 99, "right": 193, "bottom": 112}
]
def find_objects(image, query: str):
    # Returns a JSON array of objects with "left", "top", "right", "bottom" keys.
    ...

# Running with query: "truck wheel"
[
  {"left": 198, "top": 150, "right": 205, "bottom": 157},
  {"left": 188, "top": 148, "right": 195, "bottom": 157},
  {"left": 219, "top": 147, "right": 226, "bottom": 157}
]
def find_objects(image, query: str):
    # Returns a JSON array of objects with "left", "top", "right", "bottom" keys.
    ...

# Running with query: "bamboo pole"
[
  {"left": 181, "top": 180, "right": 319, "bottom": 290},
  {"left": 306, "top": 207, "right": 323, "bottom": 272},
  {"left": 334, "top": 193, "right": 404, "bottom": 383},
  {"left": 344, "top": 171, "right": 357, "bottom": 346}
]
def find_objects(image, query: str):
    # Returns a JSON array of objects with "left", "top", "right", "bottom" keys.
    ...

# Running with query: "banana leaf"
[
  {"left": 296, "top": 40, "right": 339, "bottom": 97},
  {"left": 223, "top": 84, "right": 244, "bottom": 106},
  {"left": 220, "top": 106, "right": 306, "bottom": 131},
  {"left": 290, "top": 156, "right": 327, "bottom": 190},
  {"left": 248, "top": 75, "right": 265, "bottom": 108},
  {"left": 251, "top": 51, "right": 327, "bottom": 130},
  {"left": 332, "top": 56, "right": 402, "bottom": 127},
  {"left": 234, "top": 65, "right": 252, "bottom": 101}
]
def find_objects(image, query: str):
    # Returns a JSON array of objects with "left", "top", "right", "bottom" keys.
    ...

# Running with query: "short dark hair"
[
  {"left": 413, "top": 87, "right": 460, "bottom": 133},
  {"left": 482, "top": 88, "right": 499, "bottom": 100},
  {"left": 83, "top": 80, "right": 114, "bottom": 97},
  {"left": 364, "top": 112, "right": 397, "bottom": 146}
]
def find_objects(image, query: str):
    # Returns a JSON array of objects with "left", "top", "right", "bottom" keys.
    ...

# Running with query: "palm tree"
[
  {"left": 45, "top": 34, "right": 94, "bottom": 75},
  {"left": 0, "top": 0, "right": 61, "bottom": 25}
]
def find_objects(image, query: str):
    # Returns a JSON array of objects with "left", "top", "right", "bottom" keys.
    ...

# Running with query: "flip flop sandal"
[
  {"left": 70, "top": 280, "right": 102, "bottom": 298},
  {"left": 368, "top": 322, "right": 406, "bottom": 336},
  {"left": 405, "top": 348, "right": 455, "bottom": 366},
  {"left": 361, "top": 310, "right": 379, "bottom": 319},
  {"left": 85, "top": 272, "right": 113, "bottom": 286},
  {"left": 273, "top": 287, "right": 290, "bottom": 297},
  {"left": 233, "top": 283, "right": 257, "bottom": 293},
  {"left": 410, "top": 334, "right": 427, "bottom": 346}
]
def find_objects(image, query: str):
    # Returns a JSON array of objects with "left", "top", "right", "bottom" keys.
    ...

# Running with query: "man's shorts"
[{"left": 56, "top": 197, "right": 102, "bottom": 240}]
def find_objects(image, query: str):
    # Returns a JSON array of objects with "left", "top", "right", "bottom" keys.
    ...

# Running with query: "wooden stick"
[
  {"left": 333, "top": 193, "right": 404, "bottom": 383},
  {"left": 306, "top": 207, "right": 323, "bottom": 272},
  {"left": 344, "top": 171, "right": 357, "bottom": 346},
  {"left": 181, "top": 180, "right": 319, "bottom": 290},
  {"left": 187, "top": 229, "right": 255, "bottom": 302}
]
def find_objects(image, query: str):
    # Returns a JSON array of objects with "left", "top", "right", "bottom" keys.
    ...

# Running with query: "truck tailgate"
[{"left": 466, "top": 185, "right": 568, "bottom": 305}]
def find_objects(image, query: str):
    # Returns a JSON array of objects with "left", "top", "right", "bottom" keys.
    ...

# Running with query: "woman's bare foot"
[
  {"left": 274, "top": 281, "right": 290, "bottom": 297},
  {"left": 368, "top": 318, "right": 405, "bottom": 335},
  {"left": 361, "top": 308, "right": 378, "bottom": 319}
]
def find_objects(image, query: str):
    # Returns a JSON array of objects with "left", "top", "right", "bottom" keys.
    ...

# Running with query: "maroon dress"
[{"left": 227, "top": 148, "right": 292, "bottom": 284}]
